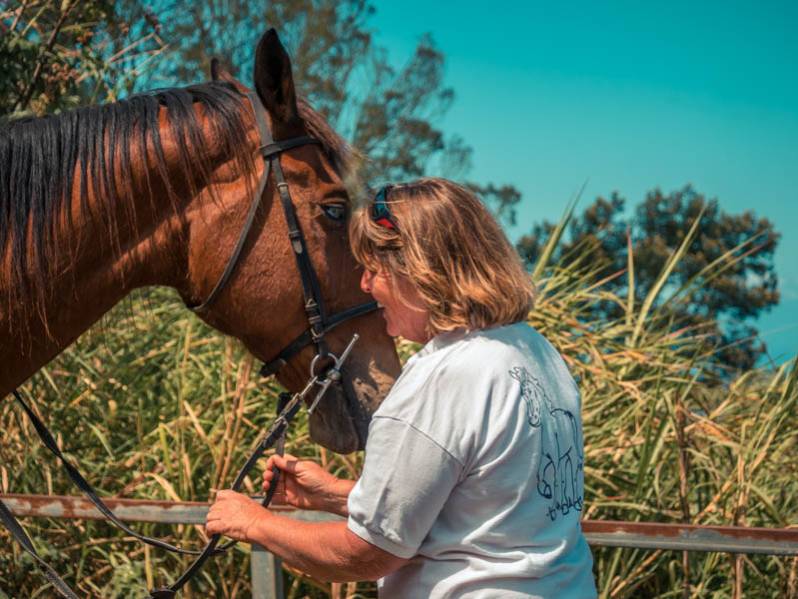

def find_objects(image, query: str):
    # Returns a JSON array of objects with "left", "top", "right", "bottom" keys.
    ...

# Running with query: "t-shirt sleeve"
[{"left": 346, "top": 415, "right": 464, "bottom": 559}]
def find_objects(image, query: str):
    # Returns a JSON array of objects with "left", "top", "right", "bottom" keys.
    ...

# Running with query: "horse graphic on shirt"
[{"left": 509, "top": 366, "right": 584, "bottom": 521}]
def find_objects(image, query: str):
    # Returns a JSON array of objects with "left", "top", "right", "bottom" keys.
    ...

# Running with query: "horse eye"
[{"left": 322, "top": 204, "right": 347, "bottom": 221}]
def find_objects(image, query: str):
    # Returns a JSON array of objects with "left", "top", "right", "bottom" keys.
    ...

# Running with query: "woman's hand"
[
  {"left": 206, "top": 490, "right": 269, "bottom": 542},
  {"left": 263, "top": 453, "right": 343, "bottom": 513}
]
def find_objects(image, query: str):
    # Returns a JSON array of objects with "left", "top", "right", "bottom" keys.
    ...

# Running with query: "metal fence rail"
[{"left": 2, "top": 493, "right": 797, "bottom": 598}]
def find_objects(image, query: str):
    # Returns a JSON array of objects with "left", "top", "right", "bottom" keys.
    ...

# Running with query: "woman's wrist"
[
  {"left": 247, "top": 505, "right": 276, "bottom": 546},
  {"left": 321, "top": 478, "right": 355, "bottom": 517}
]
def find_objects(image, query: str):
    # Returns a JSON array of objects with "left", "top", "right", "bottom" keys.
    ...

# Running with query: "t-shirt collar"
[{"left": 415, "top": 328, "right": 469, "bottom": 358}]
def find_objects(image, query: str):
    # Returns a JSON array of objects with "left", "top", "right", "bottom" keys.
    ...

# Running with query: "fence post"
[{"left": 251, "top": 544, "right": 283, "bottom": 599}]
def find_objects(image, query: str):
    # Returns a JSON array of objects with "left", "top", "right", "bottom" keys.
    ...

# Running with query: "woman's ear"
[{"left": 252, "top": 28, "right": 300, "bottom": 126}]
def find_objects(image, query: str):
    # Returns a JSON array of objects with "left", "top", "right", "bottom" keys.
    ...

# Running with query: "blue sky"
[{"left": 371, "top": 0, "right": 797, "bottom": 364}]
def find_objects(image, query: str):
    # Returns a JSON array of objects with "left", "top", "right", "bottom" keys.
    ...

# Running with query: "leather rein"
[{"left": 1, "top": 90, "right": 377, "bottom": 598}]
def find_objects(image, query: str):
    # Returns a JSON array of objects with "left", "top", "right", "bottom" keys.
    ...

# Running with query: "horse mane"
[{"left": 0, "top": 81, "right": 348, "bottom": 329}]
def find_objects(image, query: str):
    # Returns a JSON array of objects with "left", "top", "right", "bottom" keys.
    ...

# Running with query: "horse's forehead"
[{"left": 282, "top": 146, "right": 346, "bottom": 191}]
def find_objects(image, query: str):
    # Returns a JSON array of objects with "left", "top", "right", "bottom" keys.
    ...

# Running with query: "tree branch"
[{"left": 13, "top": 0, "right": 76, "bottom": 113}]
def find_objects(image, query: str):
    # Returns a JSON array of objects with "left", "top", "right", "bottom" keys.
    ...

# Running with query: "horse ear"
[
  {"left": 253, "top": 28, "right": 300, "bottom": 125},
  {"left": 210, "top": 57, "right": 230, "bottom": 82},
  {"left": 210, "top": 57, "right": 249, "bottom": 92}
]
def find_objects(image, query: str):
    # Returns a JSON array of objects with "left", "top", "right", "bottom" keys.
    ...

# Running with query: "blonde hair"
[{"left": 349, "top": 177, "right": 535, "bottom": 336}]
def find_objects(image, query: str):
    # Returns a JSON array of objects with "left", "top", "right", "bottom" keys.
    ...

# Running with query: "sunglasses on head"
[{"left": 371, "top": 185, "right": 398, "bottom": 230}]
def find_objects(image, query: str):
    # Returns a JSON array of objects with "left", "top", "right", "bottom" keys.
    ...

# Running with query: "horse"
[
  {"left": 0, "top": 29, "right": 400, "bottom": 456},
  {"left": 509, "top": 366, "right": 584, "bottom": 521}
]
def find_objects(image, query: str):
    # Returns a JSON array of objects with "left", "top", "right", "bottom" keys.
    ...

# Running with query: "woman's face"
[{"left": 360, "top": 267, "right": 431, "bottom": 344}]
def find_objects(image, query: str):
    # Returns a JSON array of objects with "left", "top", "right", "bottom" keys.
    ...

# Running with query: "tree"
[
  {"left": 517, "top": 186, "right": 780, "bottom": 372},
  {"left": 0, "top": 1, "right": 165, "bottom": 117},
  {"left": 2, "top": 1, "right": 520, "bottom": 221},
  {"left": 131, "top": 0, "right": 520, "bottom": 222}
]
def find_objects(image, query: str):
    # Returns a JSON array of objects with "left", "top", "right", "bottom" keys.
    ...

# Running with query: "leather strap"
[
  {"left": 148, "top": 392, "right": 298, "bottom": 598},
  {"left": 188, "top": 96, "right": 320, "bottom": 314},
  {"left": 189, "top": 91, "right": 377, "bottom": 379},
  {"left": 260, "top": 300, "right": 377, "bottom": 376},
  {"left": 189, "top": 157, "right": 271, "bottom": 313},
  {"left": 273, "top": 158, "right": 329, "bottom": 357},
  {"left": 259, "top": 136, "right": 318, "bottom": 157},
  {"left": 10, "top": 391, "right": 214, "bottom": 556},
  {"left": 249, "top": 91, "right": 329, "bottom": 364},
  {"left": 0, "top": 498, "right": 79, "bottom": 599}
]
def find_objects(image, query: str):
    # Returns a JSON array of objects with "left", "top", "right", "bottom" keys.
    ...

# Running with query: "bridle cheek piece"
[
  {"left": 1, "top": 90, "right": 377, "bottom": 599},
  {"left": 188, "top": 91, "right": 377, "bottom": 380}
]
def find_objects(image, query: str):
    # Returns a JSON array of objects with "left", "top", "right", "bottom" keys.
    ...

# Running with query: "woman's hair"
[{"left": 350, "top": 177, "right": 535, "bottom": 336}]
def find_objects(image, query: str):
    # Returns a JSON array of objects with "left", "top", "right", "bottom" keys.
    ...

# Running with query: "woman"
[{"left": 207, "top": 178, "right": 596, "bottom": 597}]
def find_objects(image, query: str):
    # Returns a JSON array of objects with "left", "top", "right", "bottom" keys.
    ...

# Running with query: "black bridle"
[
  {"left": 0, "top": 90, "right": 378, "bottom": 598},
  {"left": 190, "top": 90, "right": 377, "bottom": 379}
]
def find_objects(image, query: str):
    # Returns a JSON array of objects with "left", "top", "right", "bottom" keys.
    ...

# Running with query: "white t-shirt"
[{"left": 347, "top": 322, "right": 597, "bottom": 598}]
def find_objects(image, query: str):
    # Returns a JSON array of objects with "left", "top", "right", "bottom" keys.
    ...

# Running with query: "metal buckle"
[{"left": 307, "top": 334, "right": 359, "bottom": 414}]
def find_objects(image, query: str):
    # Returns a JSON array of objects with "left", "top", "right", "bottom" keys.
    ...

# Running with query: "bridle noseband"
[{"left": 189, "top": 90, "right": 377, "bottom": 379}]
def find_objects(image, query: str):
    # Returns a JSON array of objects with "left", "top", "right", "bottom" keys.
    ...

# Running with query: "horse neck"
[{"left": 0, "top": 120, "right": 215, "bottom": 394}]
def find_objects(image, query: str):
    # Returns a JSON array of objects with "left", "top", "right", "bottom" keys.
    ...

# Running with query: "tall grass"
[
  {"left": 531, "top": 257, "right": 797, "bottom": 598},
  {"left": 2, "top": 226, "right": 796, "bottom": 597}
]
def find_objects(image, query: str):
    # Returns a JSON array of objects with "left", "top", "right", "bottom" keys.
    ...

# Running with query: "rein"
[
  {"left": 149, "top": 334, "right": 360, "bottom": 599},
  {"left": 1, "top": 89, "right": 377, "bottom": 597}
]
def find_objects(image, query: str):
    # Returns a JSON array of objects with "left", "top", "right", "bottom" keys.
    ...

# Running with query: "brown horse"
[{"left": 0, "top": 30, "right": 400, "bottom": 454}]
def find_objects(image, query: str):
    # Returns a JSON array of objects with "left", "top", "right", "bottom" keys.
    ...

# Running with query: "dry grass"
[{"left": 2, "top": 220, "right": 796, "bottom": 597}]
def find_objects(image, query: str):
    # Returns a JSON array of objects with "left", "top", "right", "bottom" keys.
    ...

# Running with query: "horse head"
[
  {"left": 181, "top": 30, "right": 400, "bottom": 452},
  {"left": 0, "top": 28, "right": 398, "bottom": 453}
]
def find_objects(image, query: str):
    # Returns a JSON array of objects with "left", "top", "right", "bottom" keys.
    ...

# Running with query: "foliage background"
[{"left": 1, "top": 1, "right": 796, "bottom": 598}]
